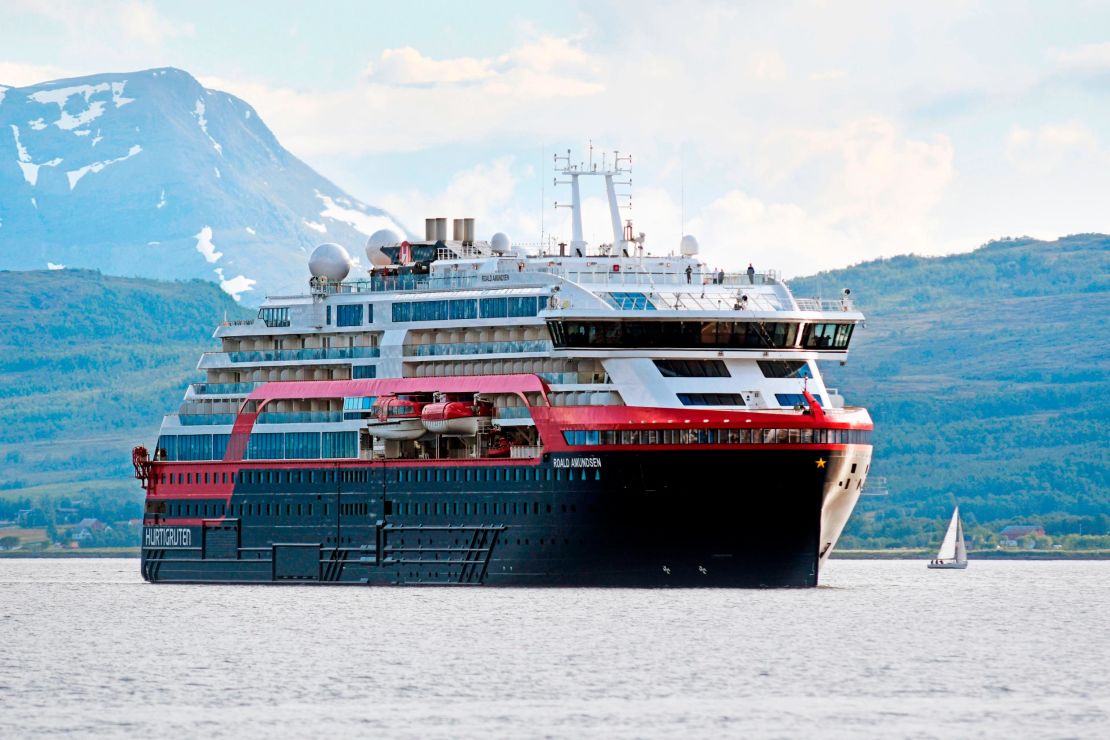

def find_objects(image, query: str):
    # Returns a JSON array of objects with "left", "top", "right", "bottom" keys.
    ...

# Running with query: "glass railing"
[
  {"left": 178, "top": 413, "right": 237, "bottom": 426},
  {"left": 536, "top": 372, "right": 580, "bottom": 384},
  {"left": 226, "top": 346, "right": 381, "bottom": 363},
  {"left": 496, "top": 407, "right": 533, "bottom": 419},
  {"left": 256, "top": 411, "right": 344, "bottom": 425},
  {"left": 403, "top": 340, "right": 553, "bottom": 357},
  {"left": 191, "top": 382, "right": 262, "bottom": 396}
]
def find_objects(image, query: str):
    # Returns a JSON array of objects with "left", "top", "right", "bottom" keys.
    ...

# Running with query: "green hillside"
[
  {"left": 0, "top": 270, "right": 249, "bottom": 518},
  {"left": 791, "top": 234, "right": 1110, "bottom": 548},
  {"left": 2, "top": 236, "right": 1107, "bottom": 550}
]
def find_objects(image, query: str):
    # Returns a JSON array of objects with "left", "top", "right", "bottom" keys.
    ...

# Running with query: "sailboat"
[{"left": 928, "top": 507, "right": 969, "bottom": 569}]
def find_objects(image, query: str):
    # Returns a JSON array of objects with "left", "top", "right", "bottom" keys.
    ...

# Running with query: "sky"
[{"left": 2, "top": 0, "right": 1109, "bottom": 276}]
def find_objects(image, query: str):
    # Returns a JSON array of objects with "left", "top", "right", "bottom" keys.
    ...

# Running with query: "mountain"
[
  {"left": 0, "top": 269, "right": 250, "bottom": 515},
  {"left": 790, "top": 234, "right": 1110, "bottom": 547},
  {"left": 0, "top": 68, "right": 405, "bottom": 303}
]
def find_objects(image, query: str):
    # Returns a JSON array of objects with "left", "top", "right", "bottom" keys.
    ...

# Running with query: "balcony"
[
  {"left": 190, "top": 382, "right": 262, "bottom": 396},
  {"left": 177, "top": 413, "right": 237, "bottom": 426},
  {"left": 403, "top": 340, "right": 553, "bottom": 358},
  {"left": 256, "top": 411, "right": 344, "bottom": 424},
  {"left": 201, "top": 346, "right": 382, "bottom": 367}
]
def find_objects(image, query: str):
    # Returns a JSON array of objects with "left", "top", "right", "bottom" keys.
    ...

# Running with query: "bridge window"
[
  {"left": 801, "top": 323, "right": 854, "bottom": 349},
  {"left": 258, "top": 306, "right": 290, "bottom": 327},
  {"left": 547, "top": 320, "right": 798, "bottom": 349},
  {"left": 654, "top": 359, "right": 729, "bottom": 377}
]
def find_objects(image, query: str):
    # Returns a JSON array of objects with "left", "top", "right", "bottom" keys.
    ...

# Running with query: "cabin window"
[
  {"left": 336, "top": 304, "right": 364, "bottom": 327},
  {"left": 757, "top": 360, "right": 812, "bottom": 379},
  {"left": 677, "top": 393, "right": 746, "bottom": 406}
]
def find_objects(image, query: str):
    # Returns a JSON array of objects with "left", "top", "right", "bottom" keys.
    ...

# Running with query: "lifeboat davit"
[
  {"left": 421, "top": 399, "right": 494, "bottom": 436},
  {"left": 366, "top": 395, "right": 428, "bottom": 440}
]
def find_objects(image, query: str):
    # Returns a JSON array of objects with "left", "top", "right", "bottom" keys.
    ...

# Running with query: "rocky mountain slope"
[{"left": 0, "top": 68, "right": 404, "bottom": 302}]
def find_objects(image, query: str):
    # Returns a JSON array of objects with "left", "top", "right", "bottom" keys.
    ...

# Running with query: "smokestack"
[
  {"left": 435, "top": 217, "right": 447, "bottom": 241},
  {"left": 463, "top": 218, "right": 475, "bottom": 244},
  {"left": 425, "top": 218, "right": 436, "bottom": 241},
  {"left": 453, "top": 219, "right": 464, "bottom": 241}
]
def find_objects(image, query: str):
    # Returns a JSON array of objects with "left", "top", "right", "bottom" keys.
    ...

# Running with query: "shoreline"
[
  {"left": 2, "top": 547, "right": 1109, "bottom": 560},
  {"left": 832, "top": 548, "right": 1110, "bottom": 560}
]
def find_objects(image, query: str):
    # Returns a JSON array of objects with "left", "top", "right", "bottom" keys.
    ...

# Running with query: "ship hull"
[{"left": 141, "top": 446, "right": 870, "bottom": 587}]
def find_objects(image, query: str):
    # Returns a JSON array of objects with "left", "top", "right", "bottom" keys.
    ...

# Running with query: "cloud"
[
  {"left": 375, "top": 158, "right": 530, "bottom": 240},
  {"left": 0, "top": 61, "right": 74, "bottom": 87},
  {"left": 366, "top": 47, "right": 495, "bottom": 85},
  {"left": 1050, "top": 42, "right": 1110, "bottom": 71}
]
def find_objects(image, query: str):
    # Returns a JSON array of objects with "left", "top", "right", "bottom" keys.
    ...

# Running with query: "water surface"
[{"left": 1, "top": 559, "right": 1107, "bottom": 738}]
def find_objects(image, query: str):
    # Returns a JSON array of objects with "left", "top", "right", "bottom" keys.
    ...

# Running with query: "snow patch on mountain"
[
  {"left": 245, "top": 226, "right": 256, "bottom": 235},
  {"left": 47, "top": 262, "right": 65, "bottom": 270},
  {"left": 194, "top": 226, "right": 222, "bottom": 263},
  {"left": 302, "top": 219, "right": 327, "bottom": 234},
  {"left": 316, "top": 191, "right": 405, "bottom": 237},
  {"left": 156, "top": 188, "right": 166, "bottom": 208},
  {"left": 28, "top": 118, "right": 47, "bottom": 130},
  {"left": 10, "top": 124, "right": 63, "bottom": 186},
  {"left": 66, "top": 144, "right": 142, "bottom": 189},
  {"left": 214, "top": 267, "right": 255, "bottom": 301},
  {"left": 192, "top": 99, "right": 223, "bottom": 156},
  {"left": 28, "top": 83, "right": 112, "bottom": 131},
  {"left": 110, "top": 81, "right": 134, "bottom": 108}
]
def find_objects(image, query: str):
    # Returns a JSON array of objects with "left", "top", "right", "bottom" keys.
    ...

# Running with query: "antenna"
[
  {"left": 680, "top": 143, "right": 685, "bottom": 236},
  {"left": 553, "top": 145, "right": 633, "bottom": 254},
  {"left": 540, "top": 143, "right": 545, "bottom": 248}
]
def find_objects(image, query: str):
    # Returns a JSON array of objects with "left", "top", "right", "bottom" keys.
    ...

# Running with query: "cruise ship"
[{"left": 134, "top": 151, "right": 872, "bottom": 587}]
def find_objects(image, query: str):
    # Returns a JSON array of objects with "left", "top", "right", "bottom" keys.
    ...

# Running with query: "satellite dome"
[
  {"left": 490, "top": 232, "right": 511, "bottom": 255},
  {"left": 365, "top": 229, "right": 401, "bottom": 267},
  {"left": 680, "top": 234, "right": 699, "bottom": 256},
  {"left": 308, "top": 242, "right": 352, "bottom": 282}
]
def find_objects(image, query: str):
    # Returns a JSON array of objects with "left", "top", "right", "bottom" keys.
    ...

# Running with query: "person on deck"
[
  {"left": 685, "top": 265, "right": 693, "bottom": 284},
  {"left": 747, "top": 263, "right": 756, "bottom": 284}
]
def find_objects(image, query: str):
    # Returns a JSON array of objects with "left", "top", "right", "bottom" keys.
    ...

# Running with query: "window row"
[
  {"left": 561, "top": 427, "right": 871, "bottom": 446},
  {"left": 155, "top": 431, "right": 358, "bottom": 461},
  {"left": 655, "top": 359, "right": 730, "bottom": 377},
  {"left": 479, "top": 296, "right": 541, "bottom": 318},
  {"left": 391, "top": 499, "right": 579, "bottom": 517},
  {"left": 392, "top": 465, "right": 599, "bottom": 484},
  {"left": 677, "top": 393, "right": 746, "bottom": 406},
  {"left": 352, "top": 364, "right": 377, "bottom": 379},
  {"left": 547, "top": 320, "right": 803, "bottom": 350},
  {"left": 336, "top": 303, "right": 371, "bottom": 327},
  {"left": 758, "top": 360, "right": 812, "bottom": 379},
  {"left": 258, "top": 306, "right": 289, "bottom": 327},
  {"left": 775, "top": 393, "right": 825, "bottom": 407},
  {"left": 392, "top": 299, "right": 478, "bottom": 323}
]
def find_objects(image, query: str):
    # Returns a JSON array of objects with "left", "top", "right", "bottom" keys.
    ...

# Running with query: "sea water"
[{"left": 0, "top": 559, "right": 1107, "bottom": 738}]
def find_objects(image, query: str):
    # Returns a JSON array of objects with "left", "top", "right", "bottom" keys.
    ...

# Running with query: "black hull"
[{"left": 142, "top": 448, "right": 869, "bottom": 587}]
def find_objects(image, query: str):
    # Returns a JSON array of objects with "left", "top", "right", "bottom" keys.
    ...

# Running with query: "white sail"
[
  {"left": 955, "top": 514, "right": 968, "bottom": 564},
  {"left": 936, "top": 507, "right": 960, "bottom": 561}
]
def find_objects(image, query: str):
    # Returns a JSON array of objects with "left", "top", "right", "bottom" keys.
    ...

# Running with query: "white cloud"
[
  {"left": 1050, "top": 42, "right": 1110, "bottom": 71},
  {"left": 366, "top": 47, "right": 495, "bottom": 85}
]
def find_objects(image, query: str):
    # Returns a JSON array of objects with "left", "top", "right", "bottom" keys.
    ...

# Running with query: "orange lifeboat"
[{"left": 421, "top": 398, "right": 494, "bottom": 436}]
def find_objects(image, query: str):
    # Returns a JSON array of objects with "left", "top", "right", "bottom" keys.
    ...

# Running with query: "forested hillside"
[
  {"left": 791, "top": 234, "right": 1110, "bottom": 547},
  {"left": 0, "top": 269, "right": 248, "bottom": 520}
]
